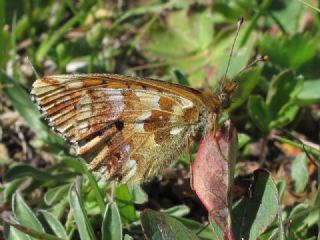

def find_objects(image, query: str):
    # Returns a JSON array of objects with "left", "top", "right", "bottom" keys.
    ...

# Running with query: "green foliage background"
[{"left": 0, "top": 0, "right": 320, "bottom": 239}]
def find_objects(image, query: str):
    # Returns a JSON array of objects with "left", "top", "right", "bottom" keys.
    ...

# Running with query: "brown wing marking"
[{"left": 85, "top": 123, "right": 189, "bottom": 183}]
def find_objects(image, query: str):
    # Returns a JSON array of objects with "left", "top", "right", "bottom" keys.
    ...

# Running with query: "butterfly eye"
[{"left": 218, "top": 93, "right": 231, "bottom": 109}]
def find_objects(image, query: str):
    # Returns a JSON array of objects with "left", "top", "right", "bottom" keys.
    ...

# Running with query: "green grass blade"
[
  {"left": 69, "top": 180, "right": 97, "bottom": 240},
  {"left": 81, "top": 159, "right": 106, "bottom": 215},
  {"left": 0, "top": 71, "right": 47, "bottom": 138},
  {"left": 36, "top": 11, "right": 86, "bottom": 63}
]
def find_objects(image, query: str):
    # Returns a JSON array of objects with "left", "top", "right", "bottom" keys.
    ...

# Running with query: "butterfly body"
[{"left": 31, "top": 74, "right": 234, "bottom": 183}]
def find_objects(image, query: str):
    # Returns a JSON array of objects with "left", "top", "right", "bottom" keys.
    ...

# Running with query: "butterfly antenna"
[
  {"left": 237, "top": 55, "right": 269, "bottom": 75},
  {"left": 222, "top": 17, "right": 244, "bottom": 83},
  {"left": 26, "top": 56, "right": 40, "bottom": 79}
]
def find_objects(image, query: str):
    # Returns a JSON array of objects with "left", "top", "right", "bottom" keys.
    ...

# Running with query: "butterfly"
[{"left": 30, "top": 73, "right": 238, "bottom": 183}]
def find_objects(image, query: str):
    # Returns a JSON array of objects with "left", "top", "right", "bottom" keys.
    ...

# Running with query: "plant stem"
[{"left": 272, "top": 135, "right": 320, "bottom": 164}]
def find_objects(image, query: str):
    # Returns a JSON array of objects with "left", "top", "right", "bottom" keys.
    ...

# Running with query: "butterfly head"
[
  {"left": 213, "top": 78, "right": 238, "bottom": 111},
  {"left": 213, "top": 54, "right": 268, "bottom": 112}
]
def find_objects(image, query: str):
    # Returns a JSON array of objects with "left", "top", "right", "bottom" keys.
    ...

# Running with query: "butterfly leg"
[
  {"left": 213, "top": 114, "right": 228, "bottom": 162},
  {"left": 188, "top": 135, "right": 195, "bottom": 190},
  {"left": 213, "top": 114, "right": 218, "bottom": 138}
]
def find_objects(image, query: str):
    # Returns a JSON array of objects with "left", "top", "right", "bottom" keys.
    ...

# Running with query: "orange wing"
[{"left": 31, "top": 74, "right": 214, "bottom": 182}]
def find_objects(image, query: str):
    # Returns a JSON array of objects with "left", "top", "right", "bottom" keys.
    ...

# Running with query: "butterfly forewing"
[{"left": 31, "top": 74, "right": 214, "bottom": 182}]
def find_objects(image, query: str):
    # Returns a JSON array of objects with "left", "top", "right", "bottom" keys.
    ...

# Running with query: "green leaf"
[
  {"left": 101, "top": 202, "right": 122, "bottom": 240},
  {"left": 258, "top": 228, "right": 278, "bottom": 240},
  {"left": 69, "top": 181, "right": 97, "bottom": 240},
  {"left": 40, "top": 210, "right": 68, "bottom": 239},
  {"left": 297, "top": 79, "right": 320, "bottom": 106},
  {"left": 162, "top": 205, "right": 190, "bottom": 217},
  {"left": 232, "top": 170, "right": 278, "bottom": 240},
  {"left": 123, "top": 234, "right": 134, "bottom": 240},
  {"left": 12, "top": 193, "right": 44, "bottom": 234},
  {"left": 141, "top": 209, "right": 200, "bottom": 240},
  {"left": 145, "top": 9, "right": 213, "bottom": 58},
  {"left": 268, "top": 103, "right": 299, "bottom": 129},
  {"left": 289, "top": 202, "right": 309, "bottom": 231},
  {"left": 271, "top": 1, "right": 303, "bottom": 34},
  {"left": 142, "top": 9, "right": 218, "bottom": 85},
  {"left": 259, "top": 33, "right": 317, "bottom": 69},
  {"left": 238, "top": 133, "right": 251, "bottom": 149},
  {"left": 142, "top": 9, "right": 255, "bottom": 85},
  {"left": 115, "top": 185, "right": 137, "bottom": 223},
  {"left": 249, "top": 70, "right": 303, "bottom": 131},
  {"left": 50, "top": 196, "right": 69, "bottom": 220},
  {"left": 58, "top": 156, "right": 87, "bottom": 174},
  {"left": 0, "top": 71, "right": 47, "bottom": 138},
  {"left": 171, "top": 69, "right": 190, "bottom": 87},
  {"left": 277, "top": 180, "right": 286, "bottom": 203},
  {"left": 6, "top": 225, "right": 30, "bottom": 240},
  {"left": 82, "top": 161, "right": 106, "bottom": 215},
  {"left": 229, "top": 66, "right": 262, "bottom": 111},
  {"left": 4, "top": 219, "right": 60, "bottom": 240},
  {"left": 210, "top": 219, "right": 223, "bottom": 240},
  {"left": 0, "top": 0, "right": 10, "bottom": 69},
  {"left": 291, "top": 153, "right": 308, "bottom": 193},
  {"left": 128, "top": 184, "right": 148, "bottom": 204},
  {"left": 176, "top": 217, "right": 214, "bottom": 240},
  {"left": 5, "top": 164, "right": 63, "bottom": 182},
  {"left": 0, "top": 29, "right": 10, "bottom": 69},
  {"left": 3, "top": 178, "right": 27, "bottom": 203},
  {"left": 248, "top": 95, "right": 269, "bottom": 132},
  {"left": 266, "top": 70, "right": 303, "bottom": 121},
  {"left": 44, "top": 184, "right": 70, "bottom": 206}
]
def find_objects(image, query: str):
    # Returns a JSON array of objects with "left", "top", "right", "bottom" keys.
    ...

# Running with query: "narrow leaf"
[
  {"left": 82, "top": 159, "right": 106, "bottom": 215},
  {"left": 69, "top": 181, "right": 97, "bottom": 240},
  {"left": 6, "top": 165, "right": 58, "bottom": 182},
  {"left": 291, "top": 153, "right": 308, "bottom": 193},
  {"left": 102, "top": 202, "right": 122, "bottom": 240},
  {"left": 40, "top": 210, "right": 68, "bottom": 239},
  {"left": 162, "top": 205, "right": 190, "bottom": 217},
  {"left": 3, "top": 178, "right": 27, "bottom": 203},
  {"left": 3, "top": 219, "right": 60, "bottom": 240},
  {"left": 12, "top": 193, "right": 44, "bottom": 233},
  {"left": 44, "top": 184, "right": 70, "bottom": 206}
]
